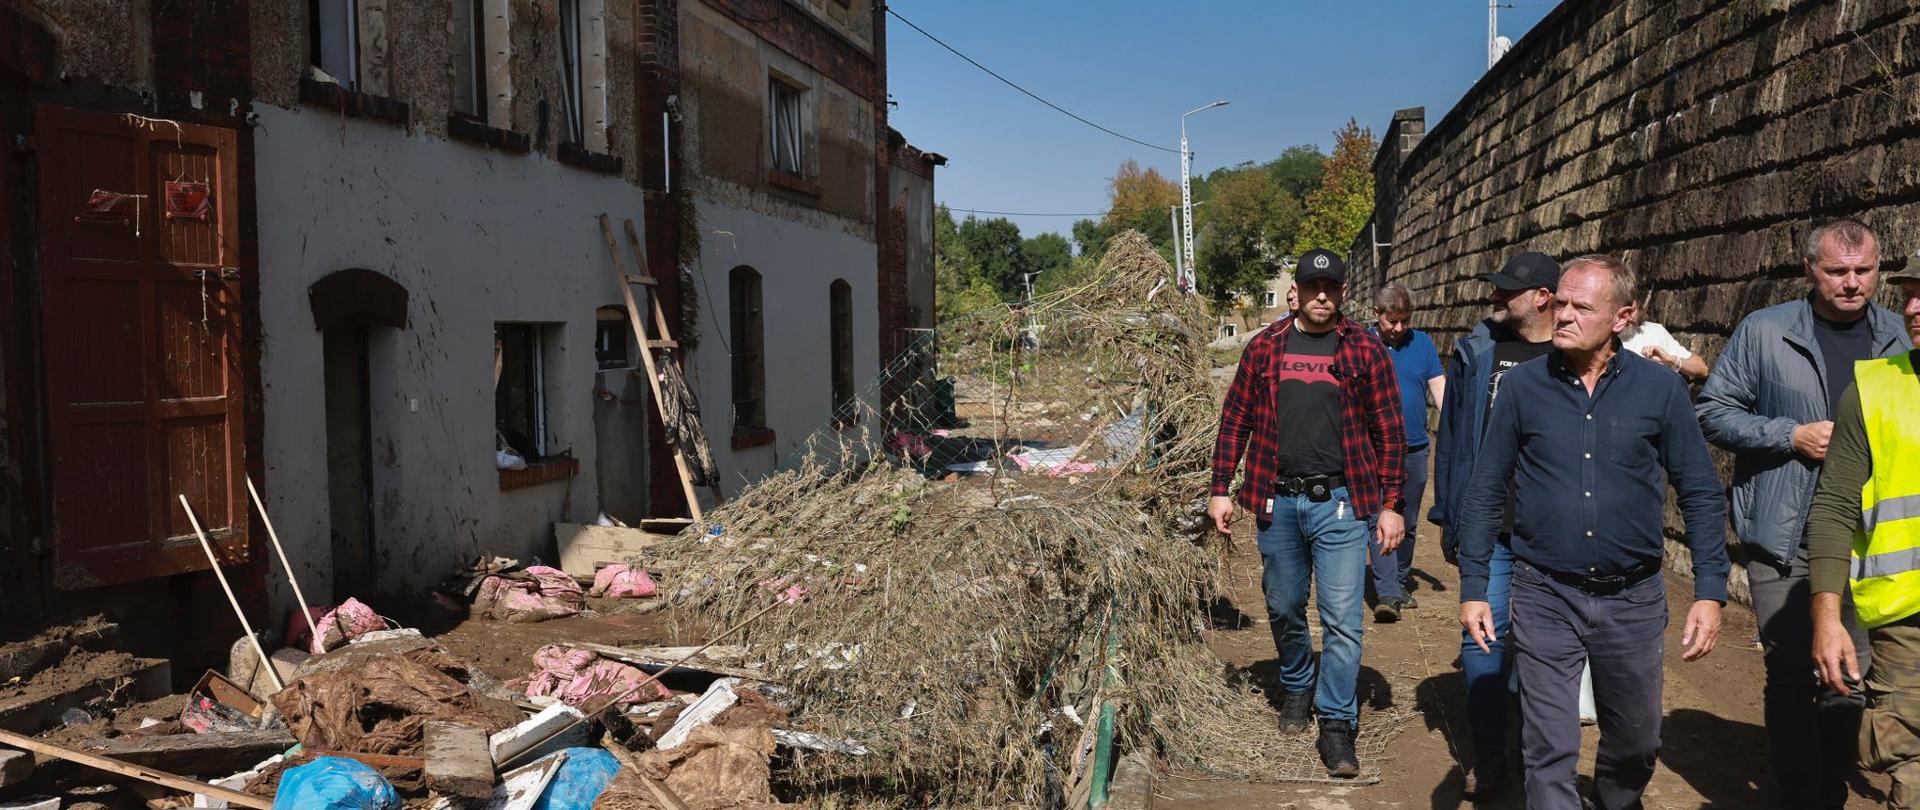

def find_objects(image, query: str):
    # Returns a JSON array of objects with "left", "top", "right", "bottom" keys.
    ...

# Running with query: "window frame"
[
  {"left": 309, "top": 0, "right": 360, "bottom": 90},
  {"left": 768, "top": 75, "right": 807, "bottom": 177},
  {"left": 1262, "top": 290, "right": 1279, "bottom": 309},
  {"left": 1219, "top": 323, "right": 1238, "bottom": 338},
  {"left": 729, "top": 267, "right": 768, "bottom": 433},
  {"left": 594, "top": 306, "right": 634, "bottom": 371},
  {"left": 451, "top": 0, "right": 488, "bottom": 121},
  {"left": 495, "top": 323, "right": 550, "bottom": 459},
  {"left": 558, "top": 0, "right": 587, "bottom": 146}
]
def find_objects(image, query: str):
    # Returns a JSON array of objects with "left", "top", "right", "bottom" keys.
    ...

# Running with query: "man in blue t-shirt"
[{"left": 1368, "top": 282, "right": 1445, "bottom": 622}]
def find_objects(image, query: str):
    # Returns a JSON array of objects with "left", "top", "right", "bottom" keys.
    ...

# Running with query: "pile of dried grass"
[{"left": 649, "top": 233, "right": 1405, "bottom": 806}]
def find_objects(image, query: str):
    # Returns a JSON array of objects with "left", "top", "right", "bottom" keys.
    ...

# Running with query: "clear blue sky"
[{"left": 886, "top": 1, "right": 1558, "bottom": 240}]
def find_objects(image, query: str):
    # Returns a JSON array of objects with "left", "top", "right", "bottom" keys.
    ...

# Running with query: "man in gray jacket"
[{"left": 1697, "top": 217, "right": 1912, "bottom": 808}]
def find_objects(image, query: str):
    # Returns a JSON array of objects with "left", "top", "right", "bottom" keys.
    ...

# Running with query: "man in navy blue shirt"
[
  {"left": 1369, "top": 282, "right": 1444, "bottom": 622},
  {"left": 1455, "top": 255, "right": 1731, "bottom": 810}
]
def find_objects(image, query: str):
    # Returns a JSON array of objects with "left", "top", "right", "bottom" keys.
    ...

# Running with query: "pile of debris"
[{"left": 628, "top": 233, "right": 1404, "bottom": 807}]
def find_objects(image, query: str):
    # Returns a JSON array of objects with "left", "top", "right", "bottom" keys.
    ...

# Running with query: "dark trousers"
[
  {"left": 1863, "top": 615, "right": 1920, "bottom": 809},
  {"left": 1511, "top": 559, "right": 1666, "bottom": 810},
  {"left": 1748, "top": 553, "right": 1869, "bottom": 809},
  {"left": 1369, "top": 445, "right": 1427, "bottom": 601}
]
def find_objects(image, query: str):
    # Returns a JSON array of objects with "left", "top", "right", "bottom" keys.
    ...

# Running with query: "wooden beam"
[
  {"left": 0, "top": 729, "right": 272, "bottom": 809},
  {"left": 76, "top": 729, "right": 294, "bottom": 776}
]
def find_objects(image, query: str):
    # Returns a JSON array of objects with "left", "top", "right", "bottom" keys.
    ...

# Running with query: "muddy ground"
[{"left": 1160, "top": 489, "right": 1893, "bottom": 809}]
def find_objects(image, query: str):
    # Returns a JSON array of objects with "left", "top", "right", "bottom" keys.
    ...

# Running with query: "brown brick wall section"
[{"left": 1359, "top": 0, "right": 1920, "bottom": 602}]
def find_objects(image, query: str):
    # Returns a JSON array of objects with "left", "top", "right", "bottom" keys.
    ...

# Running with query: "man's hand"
[
  {"left": 1813, "top": 592, "right": 1862, "bottom": 697},
  {"left": 1208, "top": 495, "right": 1235, "bottom": 535},
  {"left": 1461, "top": 601, "right": 1496, "bottom": 653},
  {"left": 1642, "top": 345, "right": 1679, "bottom": 370},
  {"left": 1375, "top": 509, "right": 1405, "bottom": 554},
  {"left": 1681, "top": 600, "right": 1722, "bottom": 661},
  {"left": 1794, "top": 421, "right": 1835, "bottom": 461}
]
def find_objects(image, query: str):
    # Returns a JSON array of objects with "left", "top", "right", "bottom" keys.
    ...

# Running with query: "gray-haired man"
[{"left": 1698, "top": 217, "right": 1912, "bottom": 809}]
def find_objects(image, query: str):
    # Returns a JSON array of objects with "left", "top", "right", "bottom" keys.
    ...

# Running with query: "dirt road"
[{"left": 1159, "top": 516, "right": 1893, "bottom": 809}]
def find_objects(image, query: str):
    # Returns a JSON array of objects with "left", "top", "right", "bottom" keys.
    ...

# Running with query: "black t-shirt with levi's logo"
[{"left": 1273, "top": 325, "right": 1344, "bottom": 478}]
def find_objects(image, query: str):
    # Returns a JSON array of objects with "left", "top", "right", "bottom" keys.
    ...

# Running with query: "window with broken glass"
[{"left": 769, "top": 77, "right": 806, "bottom": 177}]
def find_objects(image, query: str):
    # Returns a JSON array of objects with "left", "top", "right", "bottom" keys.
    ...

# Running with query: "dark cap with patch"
[
  {"left": 1294, "top": 249, "right": 1345, "bottom": 286},
  {"left": 1887, "top": 264, "right": 1920, "bottom": 284},
  {"left": 1481, "top": 251, "right": 1561, "bottom": 292}
]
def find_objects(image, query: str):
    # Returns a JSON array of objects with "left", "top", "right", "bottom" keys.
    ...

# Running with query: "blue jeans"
[
  {"left": 1257, "top": 485, "right": 1371, "bottom": 722},
  {"left": 1463, "top": 537, "right": 1514, "bottom": 753},
  {"left": 1369, "top": 445, "right": 1429, "bottom": 601}
]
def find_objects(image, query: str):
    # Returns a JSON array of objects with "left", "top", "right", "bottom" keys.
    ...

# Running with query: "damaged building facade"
[{"left": 0, "top": 0, "right": 934, "bottom": 667}]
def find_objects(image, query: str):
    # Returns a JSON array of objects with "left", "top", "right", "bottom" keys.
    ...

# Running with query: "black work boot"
[
  {"left": 1317, "top": 718, "right": 1360, "bottom": 778},
  {"left": 1277, "top": 690, "right": 1314, "bottom": 734},
  {"left": 1373, "top": 600, "right": 1402, "bottom": 623}
]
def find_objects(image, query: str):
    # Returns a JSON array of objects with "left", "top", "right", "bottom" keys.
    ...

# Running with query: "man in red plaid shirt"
[{"left": 1208, "top": 248, "right": 1408, "bottom": 777}]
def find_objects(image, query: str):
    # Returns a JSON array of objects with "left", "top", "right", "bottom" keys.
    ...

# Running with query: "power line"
[
  {"left": 947, "top": 207, "right": 1107, "bottom": 218},
  {"left": 886, "top": 7, "right": 1180, "bottom": 155}
]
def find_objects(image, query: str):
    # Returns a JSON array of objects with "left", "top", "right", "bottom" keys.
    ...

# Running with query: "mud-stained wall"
[
  {"left": 1352, "top": 0, "right": 1920, "bottom": 603},
  {"left": 250, "top": 0, "right": 644, "bottom": 183},
  {"left": 679, "top": 0, "right": 876, "bottom": 238},
  {"left": 29, "top": 0, "right": 149, "bottom": 90},
  {"left": 253, "top": 106, "right": 648, "bottom": 611}
]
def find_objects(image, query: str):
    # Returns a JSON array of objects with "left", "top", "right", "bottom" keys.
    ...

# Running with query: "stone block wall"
[{"left": 1357, "top": 0, "right": 1920, "bottom": 602}]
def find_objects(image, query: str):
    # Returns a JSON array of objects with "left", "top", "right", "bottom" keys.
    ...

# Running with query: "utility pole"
[
  {"left": 1488, "top": 0, "right": 1498, "bottom": 69},
  {"left": 1180, "top": 100, "right": 1229, "bottom": 293},
  {"left": 1169, "top": 205, "right": 1184, "bottom": 287}
]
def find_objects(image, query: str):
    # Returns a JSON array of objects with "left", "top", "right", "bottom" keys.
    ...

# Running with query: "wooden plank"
[
  {"left": 424, "top": 721, "right": 494, "bottom": 800},
  {"left": 646, "top": 339, "right": 679, "bottom": 349},
  {"left": 568, "top": 642, "right": 768, "bottom": 681},
  {"left": 622, "top": 273, "right": 658, "bottom": 286},
  {"left": 76, "top": 729, "right": 293, "bottom": 776},
  {"left": 555, "top": 523, "right": 674, "bottom": 578},
  {"left": 0, "top": 658, "right": 170, "bottom": 734},
  {"left": 0, "top": 729, "right": 272, "bottom": 809},
  {"left": 307, "top": 750, "right": 426, "bottom": 770}
]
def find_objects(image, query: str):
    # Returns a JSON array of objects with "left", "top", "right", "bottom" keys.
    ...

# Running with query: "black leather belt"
[
  {"left": 1273, "top": 473, "right": 1345, "bottom": 500},
  {"left": 1541, "top": 561, "right": 1660, "bottom": 596}
]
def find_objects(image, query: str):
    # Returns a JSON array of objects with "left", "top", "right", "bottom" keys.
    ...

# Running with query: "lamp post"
[{"left": 1180, "top": 100, "right": 1230, "bottom": 292}]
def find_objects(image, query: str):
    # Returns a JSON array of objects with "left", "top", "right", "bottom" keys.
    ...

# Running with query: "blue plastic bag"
[
  {"left": 271, "top": 756, "right": 401, "bottom": 810},
  {"left": 532, "top": 747, "right": 620, "bottom": 810}
]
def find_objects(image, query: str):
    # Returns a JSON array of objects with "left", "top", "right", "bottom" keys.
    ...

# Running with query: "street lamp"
[{"left": 1180, "top": 100, "right": 1230, "bottom": 292}]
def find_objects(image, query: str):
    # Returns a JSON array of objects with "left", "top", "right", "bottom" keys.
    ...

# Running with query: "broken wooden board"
[
  {"left": 74, "top": 729, "right": 294, "bottom": 776},
  {"left": 425, "top": 721, "right": 494, "bottom": 800},
  {"left": 554, "top": 523, "right": 673, "bottom": 578},
  {"left": 426, "top": 750, "right": 567, "bottom": 810},
  {"left": 0, "top": 729, "right": 272, "bottom": 809},
  {"left": 565, "top": 642, "right": 767, "bottom": 681},
  {"left": 0, "top": 657, "right": 170, "bottom": 733}
]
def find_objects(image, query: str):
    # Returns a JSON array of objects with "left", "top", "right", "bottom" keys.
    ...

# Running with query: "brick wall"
[{"left": 1358, "top": 0, "right": 1920, "bottom": 602}]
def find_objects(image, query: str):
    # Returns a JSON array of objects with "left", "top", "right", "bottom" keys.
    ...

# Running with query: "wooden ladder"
[{"left": 599, "top": 214, "right": 721, "bottom": 521}]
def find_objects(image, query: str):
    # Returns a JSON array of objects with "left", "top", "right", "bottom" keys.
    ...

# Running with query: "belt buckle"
[
  {"left": 1307, "top": 479, "right": 1332, "bottom": 502},
  {"left": 1586, "top": 574, "right": 1626, "bottom": 596}
]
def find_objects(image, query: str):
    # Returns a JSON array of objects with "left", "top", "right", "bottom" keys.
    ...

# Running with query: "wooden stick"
[
  {"left": 179, "top": 495, "right": 284, "bottom": 693},
  {"left": 499, "top": 597, "right": 787, "bottom": 769},
  {"left": 246, "top": 476, "right": 319, "bottom": 646},
  {"left": 0, "top": 729, "right": 274, "bottom": 810},
  {"left": 600, "top": 742, "right": 692, "bottom": 810}
]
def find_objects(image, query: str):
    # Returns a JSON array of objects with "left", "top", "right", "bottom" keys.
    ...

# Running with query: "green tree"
[
  {"left": 1094, "top": 159, "right": 1180, "bottom": 257},
  {"left": 1020, "top": 232, "right": 1073, "bottom": 294},
  {"left": 1267, "top": 144, "right": 1328, "bottom": 200},
  {"left": 1198, "top": 170, "right": 1302, "bottom": 302},
  {"left": 1070, "top": 218, "right": 1110, "bottom": 257},
  {"left": 933, "top": 205, "right": 1003, "bottom": 322},
  {"left": 958, "top": 215, "right": 1029, "bottom": 300},
  {"left": 1291, "top": 120, "right": 1376, "bottom": 257}
]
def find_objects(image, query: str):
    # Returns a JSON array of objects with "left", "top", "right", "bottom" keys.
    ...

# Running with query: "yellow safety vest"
[{"left": 1851, "top": 351, "right": 1920, "bottom": 629}]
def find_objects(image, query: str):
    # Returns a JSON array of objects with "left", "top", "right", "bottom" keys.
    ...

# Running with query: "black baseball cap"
[
  {"left": 1481, "top": 251, "right": 1561, "bottom": 292},
  {"left": 1295, "top": 249, "right": 1346, "bottom": 285}
]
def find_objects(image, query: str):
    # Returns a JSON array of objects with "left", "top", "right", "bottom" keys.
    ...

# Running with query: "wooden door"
[{"left": 36, "top": 106, "right": 247, "bottom": 589}]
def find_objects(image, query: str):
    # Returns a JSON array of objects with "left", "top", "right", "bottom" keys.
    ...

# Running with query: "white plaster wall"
[
  {"left": 254, "top": 105, "right": 646, "bottom": 613},
  {"left": 689, "top": 198, "right": 878, "bottom": 495}
]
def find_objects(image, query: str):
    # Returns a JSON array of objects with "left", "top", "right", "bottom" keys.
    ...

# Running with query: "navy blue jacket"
[
  {"left": 1431, "top": 319, "right": 1497, "bottom": 558},
  {"left": 1454, "top": 347, "right": 1731, "bottom": 603}
]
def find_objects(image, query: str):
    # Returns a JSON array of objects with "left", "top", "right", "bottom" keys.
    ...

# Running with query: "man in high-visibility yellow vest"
[{"left": 1812, "top": 264, "right": 1920, "bottom": 808}]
